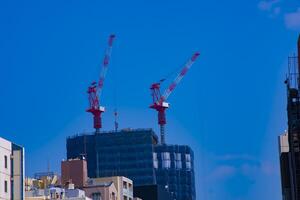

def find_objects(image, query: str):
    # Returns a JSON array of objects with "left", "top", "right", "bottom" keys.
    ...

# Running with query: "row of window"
[
  {"left": 153, "top": 153, "right": 191, "bottom": 161},
  {"left": 122, "top": 181, "right": 133, "bottom": 191},
  {"left": 153, "top": 152, "right": 192, "bottom": 170},
  {"left": 2, "top": 155, "right": 9, "bottom": 194},
  {"left": 153, "top": 153, "right": 192, "bottom": 169},
  {"left": 154, "top": 160, "right": 192, "bottom": 169},
  {"left": 91, "top": 191, "right": 117, "bottom": 200}
]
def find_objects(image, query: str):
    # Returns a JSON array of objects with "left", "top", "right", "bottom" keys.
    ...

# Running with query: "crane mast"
[
  {"left": 150, "top": 52, "right": 200, "bottom": 144},
  {"left": 87, "top": 34, "right": 116, "bottom": 134}
]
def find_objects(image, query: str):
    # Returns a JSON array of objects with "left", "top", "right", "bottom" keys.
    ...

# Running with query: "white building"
[
  {"left": 26, "top": 187, "right": 91, "bottom": 200},
  {"left": 0, "top": 136, "right": 25, "bottom": 200}
]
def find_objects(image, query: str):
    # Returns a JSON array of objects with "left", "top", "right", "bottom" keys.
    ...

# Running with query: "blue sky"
[{"left": 1, "top": 0, "right": 300, "bottom": 199}]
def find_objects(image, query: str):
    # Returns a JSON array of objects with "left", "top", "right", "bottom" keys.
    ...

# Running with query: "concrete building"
[
  {"left": 61, "top": 158, "right": 88, "bottom": 188},
  {"left": 88, "top": 177, "right": 133, "bottom": 200},
  {"left": 83, "top": 182, "right": 117, "bottom": 200},
  {"left": 67, "top": 128, "right": 195, "bottom": 200},
  {"left": 25, "top": 172, "right": 60, "bottom": 191},
  {"left": 60, "top": 157, "right": 135, "bottom": 200},
  {"left": 0, "top": 136, "right": 25, "bottom": 200},
  {"left": 25, "top": 186, "right": 91, "bottom": 200}
]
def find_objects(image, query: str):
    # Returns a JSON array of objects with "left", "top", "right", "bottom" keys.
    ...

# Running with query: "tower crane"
[
  {"left": 150, "top": 52, "right": 200, "bottom": 144},
  {"left": 87, "top": 34, "right": 116, "bottom": 134}
]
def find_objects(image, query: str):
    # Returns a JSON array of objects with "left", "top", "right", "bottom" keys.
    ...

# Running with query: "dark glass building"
[
  {"left": 67, "top": 129, "right": 158, "bottom": 186},
  {"left": 134, "top": 185, "right": 173, "bottom": 200},
  {"left": 279, "top": 35, "right": 300, "bottom": 200},
  {"left": 154, "top": 145, "right": 195, "bottom": 200},
  {"left": 67, "top": 128, "right": 196, "bottom": 200}
]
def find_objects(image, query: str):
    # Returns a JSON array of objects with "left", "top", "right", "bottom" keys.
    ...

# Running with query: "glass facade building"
[
  {"left": 66, "top": 128, "right": 196, "bottom": 200},
  {"left": 154, "top": 145, "right": 195, "bottom": 200}
]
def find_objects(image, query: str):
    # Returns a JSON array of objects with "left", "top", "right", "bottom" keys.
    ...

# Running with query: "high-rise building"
[
  {"left": 66, "top": 128, "right": 196, "bottom": 200},
  {"left": 279, "top": 35, "right": 300, "bottom": 200},
  {"left": 154, "top": 145, "right": 195, "bottom": 200},
  {"left": 67, "top": 129, "right": 158, "bottom": 186},
  {"left": 133, "top": 185, "right": 173, "bottom": 200},
  {"left": 0, "top": 136, "right": 25, "bottom": 200},
  {"left": 279, "top": 132, "right": 292, "bottom": 200}
]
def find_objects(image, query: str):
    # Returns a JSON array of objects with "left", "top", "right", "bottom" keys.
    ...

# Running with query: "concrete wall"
[
  {"left": 61, "top": 159, "right": 87, "bottom": 188},
  {"left": 0, "top": 137, "right": 12, "bottom": 200},
  {"left": 13, "top": 148, "right": 25, "bottom": 200}
]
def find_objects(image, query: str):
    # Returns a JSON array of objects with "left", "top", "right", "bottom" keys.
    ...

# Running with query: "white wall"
[{"left": 0, "top": 137, "right": 12, "bottom": 200}]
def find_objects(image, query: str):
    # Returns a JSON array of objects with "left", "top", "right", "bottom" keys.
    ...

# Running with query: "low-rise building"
[
  {"left": 26, "top": 186, "right": 91, "bottom": 200},
  {"left": 0, "top": 136, "right": 25, "bottom": 200},
  {"left": 61, "top": 158, "right": 87, "bottom": 188},
  {"left": 26, "top": 172, "right": 60, "bottom": 191},
  {"left": 83, "top": 182, "right": 117, "bottom": 200},
  {"left": 89, "top": 177, "right": 133, "bottom": 200}
]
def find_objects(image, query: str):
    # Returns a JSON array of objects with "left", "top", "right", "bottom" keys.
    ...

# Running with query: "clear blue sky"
[{"left": 1, "top": 0, "right": 300, "bottom": 199}]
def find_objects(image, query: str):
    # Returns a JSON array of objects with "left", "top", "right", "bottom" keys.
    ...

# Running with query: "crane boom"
[
  {"left": 87, "top": 34, "right": 116, "bottom": 134},
  {"left": 150, "top": 51, "right": 200, "bottom": 144},
  {"left": 160, "top": 52, "right": 200, "bottom": 103},
  {"left": 98, "top": 34, "right": 116, "bottom": 97}
]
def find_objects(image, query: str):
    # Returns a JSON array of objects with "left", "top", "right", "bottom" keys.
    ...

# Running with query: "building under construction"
[
  {"left": 67, "top": 129, "right": 196, "bottom": 200},
  {"left": 68, "top": 35, "right": 199, "bottom": 200},
  {"left": 279, "top": 35, "right": 300, "bottom": 200}
]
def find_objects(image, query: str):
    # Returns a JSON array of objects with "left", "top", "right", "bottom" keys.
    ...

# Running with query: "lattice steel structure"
[{"left": 279, "top": 35, "right": 300, "bottom": 200}]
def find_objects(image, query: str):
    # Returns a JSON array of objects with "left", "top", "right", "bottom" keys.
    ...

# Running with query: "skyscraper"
[
  {"left": 67, "top": 128, "right": 196, "bottom": 200},
  {"left": 279, "top": 35, "right": 300, "bottom": 200}
]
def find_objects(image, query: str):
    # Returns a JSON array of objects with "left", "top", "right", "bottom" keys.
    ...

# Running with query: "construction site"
[
  {"left": 23, "top": 34, "right": 200, "bottom": 200},
  {"left": 69, "top": 34, "right": 200, "bottom": 200}
]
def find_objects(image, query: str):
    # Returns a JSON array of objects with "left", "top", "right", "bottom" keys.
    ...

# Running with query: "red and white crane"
[
  {"left": 150, "top": 52, "right": 200, "bottom": 144},
  {"left": 87, "top": 34, "right": 116, "bottom": 134}
]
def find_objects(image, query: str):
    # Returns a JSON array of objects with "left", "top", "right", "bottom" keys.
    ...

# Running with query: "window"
[
  {"left": 185, "top": 154, "right": 191, "bottom": 162},
  {"left": 175, "top": 153, "right": 181, "bottom": 161},
  {"left": 4, "top": 181, "right": 7, "bottom": 193},
  {"left": 153, "top": 153, "right": 158, "bottom": 169},
  {"left": 123, "top": 181, "right": 127, "bottom": 189},
  {"left": 174, "top": 153, "right": 182, "bottom": 169},
  {"left": 128, "top": 183, "right": 132, "bottom": 190},
  {"left": 162, "top": 160, "right": 171, "bottom": 169},
  {"left": 92, "top": 192, "right": 101, "bottom": 200},
  {"left": 4, "top": 155, "right": 7, "bottom": 169},
  {"left": 162, "top": 152, "right": 170, "bottom": 160},
  {"left": 111, "top": 192, "right": 116, "bottom": 200},
  {"left": 185, "top": 154, "right": 192, "bottom": 170},
  {"left": 153, "top": 152, "right": 157, "bottom": 160},
  {"left": 162, "top": 152, "right": 171, "bottom": 169},
  {"left": 186, "top": 161, "right": 191, "bottom": 170},
  {"left": 175, "top": 161, "right": 182, "bottom": 169}
]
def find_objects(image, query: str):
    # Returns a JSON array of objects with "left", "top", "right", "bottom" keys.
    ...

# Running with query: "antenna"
[{"left": 114, "top": 109, "right": 119, "bottom": 132}]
